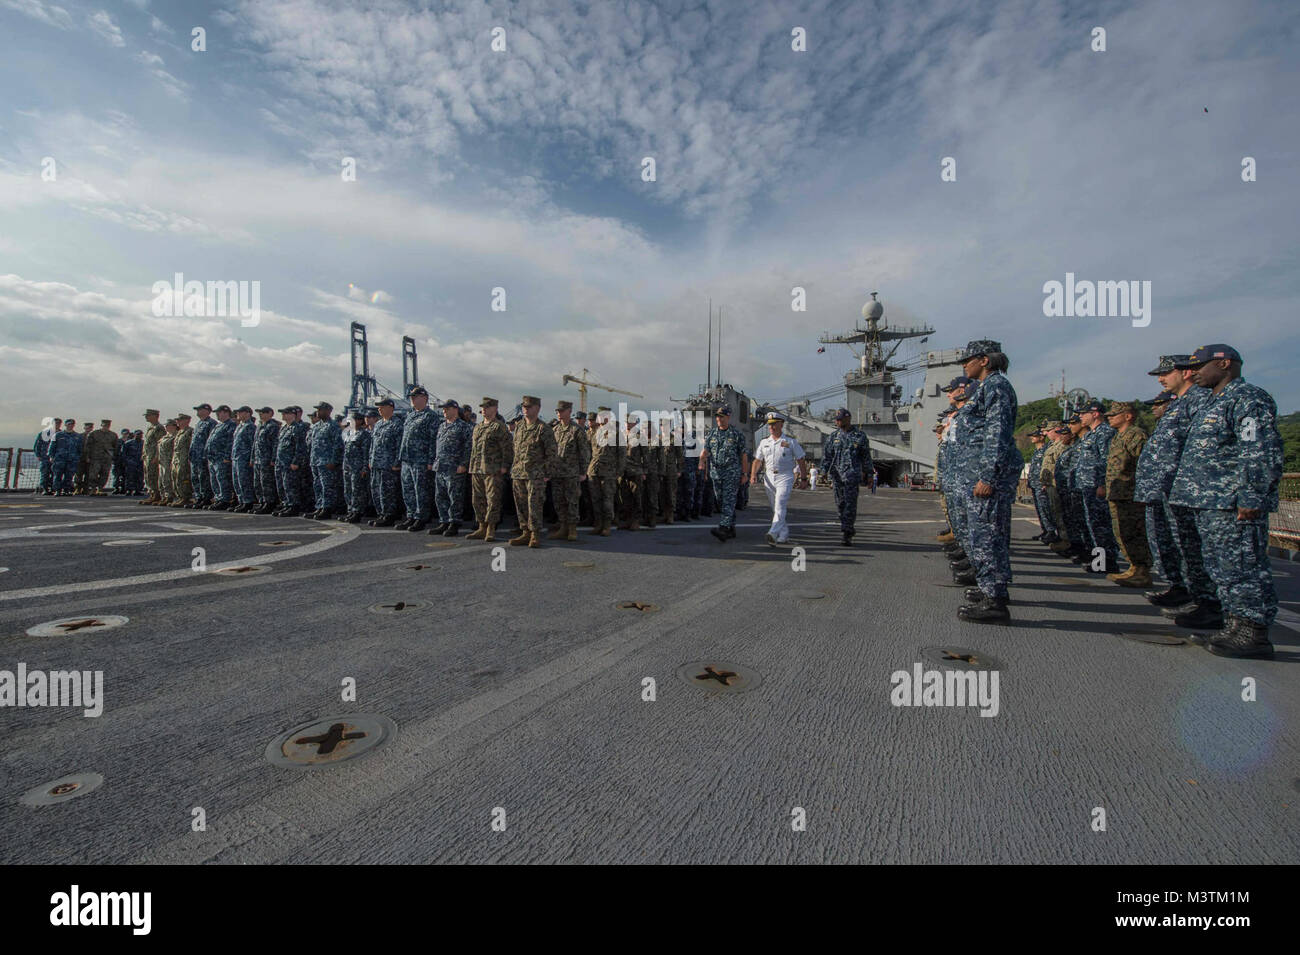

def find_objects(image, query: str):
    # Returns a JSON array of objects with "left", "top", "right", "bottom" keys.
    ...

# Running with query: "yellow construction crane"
[{"left": 561, "top": 368, "right": 644, "bottom": 414}]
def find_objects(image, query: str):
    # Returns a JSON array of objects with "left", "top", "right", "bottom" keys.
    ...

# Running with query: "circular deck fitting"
[
  {"left": 920, "top": 646, "right": 1003, "bottom": 671},
  {"left": 1117, "top": 628, "right": 1187, "bottom": 646},
  {"left": 400, "top": 563, "right": 436, "bottom": 572},
  {"left": 102, "top": 539, "right": 153, "bottom": 547},
  {"left": 26, "top": 615, "right": 129, "bottom": 637},
  {"left": 675, "top": 661, "right": 762, "bottom": 694},
  {"left": 20, "top": 772, "right": 104, "bottom": 807},
  {"left": 366, "top": 600, "right": 426, "bottom": 615},
  {"left": 259, "top": 540, "right": 300, "bottom": 547},
  {"left": 795, "top": 591, "right": 827, "bottom": 600},
  {"left": 265, "top": 715, "right": 396, "bottom": 769},
  {"left": 425, "top": 542, "right": 459, "bottom": 549},
  {"left": 215, "top": 565, "right": 271, "bottom": 577},
  {"left": 614, "top": 600, "right": 659, "bottom": 613},
  {"left": 563, "top": 561, "right": 596, "bottom": 570}
]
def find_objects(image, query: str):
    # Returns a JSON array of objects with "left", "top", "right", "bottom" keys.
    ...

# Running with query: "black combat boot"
[
  {"left": 943, "top": 545, "right": 965, "bottom": 558},
  {"left": 281, "top": 507, "right": 303, "bottom": 517},
  {"left": 345, "top": 512, "right": 363, "bottom": 524},
  {"left": 1207, "top": 615, "right": 1275, "bottom": 659},
  {"left": 1042, "top": 531, "right": 1060, "bottom": 544},
  {"left": 1145, "top": 585, "right": 1192, "bottom": 607},
  {"left": 431, "top": 522, "right": 450, "bottom": 535},
  {"left": 393, "top": 518, "right": 413, "bottom": 530},
  {"left": 1173, "top": 599, "right": 1224, "bottom": 630},
  {"left": 443, "top": 522, "right": 460, "bottom": 537},
  {"left": 952, "top": 570, "right": 977, "bottom": 585},
  {"left": 964, "top": 587, "right": 1015, "bottom": 603},
  {"left": 408, "top": 519, "right": 428, "bottom": 532},
  {"left": 958, "top": 595, "right": 1010, "bottom": 622},
  {"left": 710, "top": 525, "right": 729, "bottom": 542},
  {"left": 210, "top": 501, "right": 230, "bottom": 511},
  {"left": 949, "top": 558, "right": 972, "bottom": 572},
  {"left": 375, "top": 515, "right": 398, "bottom": 527},
  {"left": 841, "top": 532, "right": 852, "bottom": 546}
]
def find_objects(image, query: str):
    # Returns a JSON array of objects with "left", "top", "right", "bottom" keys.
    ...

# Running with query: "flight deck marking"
[{"left": 0, "top": 522, "right": 359, "bottom": 601}]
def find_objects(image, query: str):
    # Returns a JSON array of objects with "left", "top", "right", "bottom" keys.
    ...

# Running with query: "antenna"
[
  {"left": 718, "top": 306, "right": 723, "bottom": 386},
  {"left": 707, "top": 298, "right": 712, "bottom": 391}
]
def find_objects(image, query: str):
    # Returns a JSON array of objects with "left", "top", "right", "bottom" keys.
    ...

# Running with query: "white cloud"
[
  {"left": 1, "top": 0, "right": 74, "bottom": 30},
  {"left": 87, "top": 9, "right": 125, "bottom": 47}
]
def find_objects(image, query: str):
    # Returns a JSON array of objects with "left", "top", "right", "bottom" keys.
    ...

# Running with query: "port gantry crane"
[{"left": 561, "top": 368, "right": 644, "bottom": 415}]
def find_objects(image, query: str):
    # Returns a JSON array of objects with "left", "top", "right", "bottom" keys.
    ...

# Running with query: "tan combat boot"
[
  {"left": 1117, "top": 566, "right": 1153, "bottom": 587},
  {"left": 483, "top": 523, "right": 496, "bottom": 542},
  {"left": 566, "top": 524, "right": 578, "bottom": 542},
  {"left": 509, "top": 527, "right": 530, "bottom": 546},
  {"left": 588, "top": 521, "right": 603, "bottom": 535},
  {"left": 547, "top": 523, "right": 566, "bottom": 540},
  {"left": 528, "top": 530, "right": 543, "bottom": 548},
  {"left": 1107, "top": 566, "right": 1136, "bottom": 582},
  {"left": 599, "top": 521, "right": 612, "bottom": 537},
  {"left": 466, "top": 522, "right": 487, "bottom": 540},
  {"left": 936, "top": 530, "right": 955, "bottom": 542},
  {"left": 628, "top": 519, "right": 640, "bottom": 532}
]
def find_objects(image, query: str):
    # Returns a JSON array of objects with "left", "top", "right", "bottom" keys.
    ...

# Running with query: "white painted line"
[{"left": 0, "top": 523, "right": 361, "bottom": 601}]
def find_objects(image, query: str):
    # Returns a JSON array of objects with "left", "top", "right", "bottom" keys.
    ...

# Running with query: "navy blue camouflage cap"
[
  {"left": 438, "top": 399, "right": 460, "bottom": 410},
  {"left": 1147, "top": 355, "right": 1188, "bottom": 375},
  {"left": 234, "top": 405, "right": 252, "bottom": 413},
  {"left": 362, "top": 406, "right": 379, "bottom": 416},
  {"left": 119, "top": 428, "right": 130, "bottom": 435},
  {"left": 959, "top": 339, "right": 1001, "bottom": 361},
  {"left": 292, "top": 405, "right": 304, "bottom": 414},
  {"left": 255, "top": 405, "right": 273, "bottom": 413},
  {"left": 276, "top": 405, "right": 294, "bottom": 414},
  {"left": 833, "top": 408, "right": 851, "bottom": 420},
  {"left": 193, "top": 403, "right": 212, "bottom": 411},
  {"left": 313, "top": 401, "right": 333, "bottom": 411},
  {"left": 1078, "top": 399, "right": 1106, "bottom": 414},
  {"left": 350, "top": 409, "right": 366, "bottom": 420},
  {"left": 941, "top": 375, "right": 975, "bottom": 392},
  {"left": 1052, "top": 422, "right": 1070, "bottom": 434},
  {"left": 1184, "top": 343, "right": 1242, "bottom": 366},
  {"left": 1150, "top": 390, "right": 1175, "bottom": 405},
  {"left": 1065, "top": 413, "right": 1082, "bottom": 424},
  {"left": 408, "top": 386, "right": 429, "bottom": 398},
  {"left": 575, "top": 411, "right": 587, "bottom": 420},
  {"left": 214, "top": 404, "right": 232, "bottom": 413},
  {"left": 714, "top": 405, "right": 732, "bottom": 416},
  {"left": 376, "top": 397, "right": 395, "bottom": 407}
]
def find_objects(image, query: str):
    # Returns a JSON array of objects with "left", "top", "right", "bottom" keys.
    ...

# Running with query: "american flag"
[{"left": 817, "top": 346, "right": 825, "bottom": 353}]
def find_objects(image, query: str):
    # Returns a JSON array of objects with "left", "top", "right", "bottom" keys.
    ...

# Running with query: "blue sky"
[{"left": 2, "top": 0, "right": 1298, "bottom": 448}]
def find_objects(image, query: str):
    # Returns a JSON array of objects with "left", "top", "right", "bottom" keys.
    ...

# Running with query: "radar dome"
[{"left": 861, "top": 292, "right": 883, "bottom": 322}]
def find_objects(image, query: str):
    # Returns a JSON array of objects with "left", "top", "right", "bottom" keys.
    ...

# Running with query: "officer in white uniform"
[{"left": 751, "top": 412, "right": 806, "bottom": 545}]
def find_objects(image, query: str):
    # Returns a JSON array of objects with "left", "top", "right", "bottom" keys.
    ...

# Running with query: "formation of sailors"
[
  {"left": 936, "top": 342, "right": 1283, "bottom": 660},
  {"left": 34, "top": 394, "right": 774, "bottom": 546}
]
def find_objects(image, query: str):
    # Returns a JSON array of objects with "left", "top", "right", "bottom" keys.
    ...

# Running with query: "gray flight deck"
[{"left": 1, "top": 490, "right": 1296, "bottom": 864}]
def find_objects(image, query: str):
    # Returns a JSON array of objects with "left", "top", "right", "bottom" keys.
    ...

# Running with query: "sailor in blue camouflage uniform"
[
  {"left": 204, "top": 405, "right": 236, "bottom": 510},
  {"left": 941, "top": 378, "right": 979, "bottom": 575},
  {"left": 227, "top": 406, "right": 256, "bottom": 511},
  {"left": 954, "top": 340, "right": 1020, "bottom": 622},
  {"left": 306, "top": 401, "right": 345, "bottom": 519},
  {"left": 698, "top": 405, "right": 750, "bottom": 542},
  {"left": 341, "top": 408, "right": 374, "bottom": 523},
  {"left": 432, "top": 399, "right": 473, "bottom": 536},
  {"left": 123, "top": 430, "right": 143, "bottom": 494},
  {"left": 1140, "top": 353, "right": 1220, "bottom": 627},
  {"left": 34, "top": 419, "right": 60, "bottom": 494},
  {"left": 368, "top": 397, "right": 405, "bottom": 526},
  {"left": 397, "top": 386, "right": 440, "bottom": 532},
  {"left": 821, "top": 408, "right": 872, "bottom": 546},
  {"left": 1026, "top": 424, "right": 1058, "bottom": 542},
  {"left": 252, "top": 406, "right": 280, "bottom": 513},
  {"left": 51, "top": 419, "right": 82, "bottom": 494},
  {"left": 1052, "top": 418, "right": 1089, "bottom": 559},
  {"left": 272, "top": 406, "right": 306, "bottom": 516},
  {"left": 1070, "top": 399, "right": 1119, "bottom": 573},
  {"left": 1134, "top": 378, "right": 1198, "bottom": 605},
  {"left": 188, "top": 403, "right": 216, "bottom": 507},
  {"left": 1168, "top": 344, "right": 1283, "bottom": 658}
]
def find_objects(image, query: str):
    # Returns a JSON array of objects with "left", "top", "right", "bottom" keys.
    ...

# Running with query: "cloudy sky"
[{"left": 1, "top": 0, "right": 1297, "bottom": 448}]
